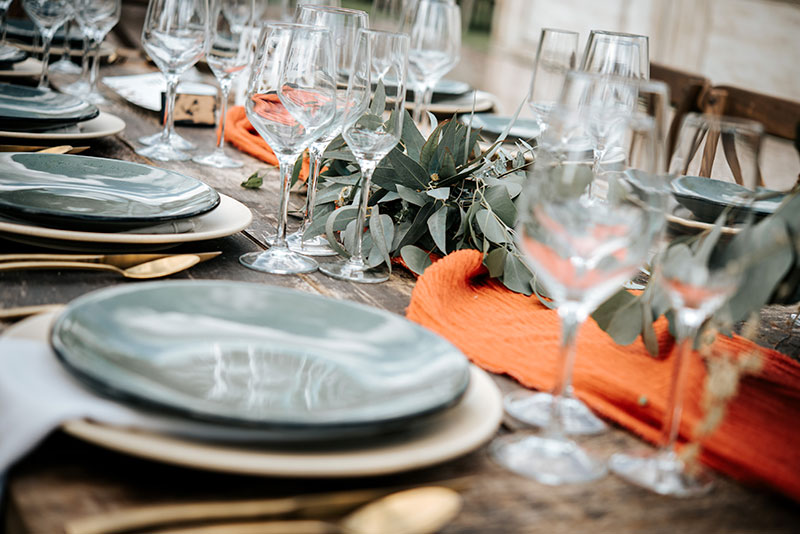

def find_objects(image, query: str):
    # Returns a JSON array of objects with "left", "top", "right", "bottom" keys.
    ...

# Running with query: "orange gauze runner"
[
  {"left": 223, "top": 105, "right": 309, "bottom": 179},
  {"left": 406, "top": 249, "right": 800, "bottom": 501}
]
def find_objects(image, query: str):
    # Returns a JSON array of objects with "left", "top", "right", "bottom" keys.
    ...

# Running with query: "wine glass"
[
  {"left": 21, "top": 0, "right": 72, "bottom": 89},
  {"left": 527, "top": 28, "right": 579, "bottom": 134},
  {"left": 318, "top": 28, "right": 409, "bottom": 284},
  {"left": 49, "top": 17, "right": 82, "bottom": 74},
  {"left": 136, "top": 0, "right": 209, "bottom": 162},
  {"left": 239, "top": 23, "right": 337, "bottom": 275},
  {"left": 370, "top": 0, "right": 417, "bottom": 31},
  {"left": 192, "top": 0, "right": 254, "bottom": 169},
  {"left": 286, "top": 5, "right": 368, "bottom": 256},
  {"left": 490, "top": 108, "right": 665, "bottom": 485},
  {"left": 610, "top": 114, "right": 764, "bottom": 496},
  {"left": 407, "top": 0, "right": 460, "bottom": 126},
  {"left": 581, "top": 30, "right": 649, "bottom": 79},
  {"left": 62, "top": 0, "right": 121, "bottom": 104},
  {"left": 0, "top": 0, "right": 20, "bottom": 62}
]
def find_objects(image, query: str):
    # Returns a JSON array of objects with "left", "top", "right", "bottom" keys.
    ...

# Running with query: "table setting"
[{"left": 1, "top": 0, "right": 800, "bottom": 532}]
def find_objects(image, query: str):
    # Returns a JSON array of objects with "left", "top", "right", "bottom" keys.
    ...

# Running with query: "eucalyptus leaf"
[
  {"left": 420, "top": 121, "right": 445, "bottom": 171},
  {"left": 427, "top": 204, "right": 449, "bottom": 253},
  {"left": 401, "top": 109, "right": 425, "bottom": 161},
  {"left": 426, "top": 187, "right": 451, "bottom": 201},
  {"left": 485, "top": 247, "right": 507, "bottom": 277},
  {"left": 324, "top": 206, "right": 359, "bottom": 257},
  {"left": 483, "top": 185, "right": 516, "bottom": 227},
  {"left": 401, "top": 245, "right": 433, "bottom": 275},
  {"left": 396, "top": 184, "right": 428, "bottom": 206},
  {"left": 386, "top": 147, "right": 430, "bottom": 190},
  {"left": 476, "top": 209, "right": 509, "bottom": 244},
  {"left": 369, "top": 209, "right": 394, "bottom": 272},
  {"left": 502, "top": 252, "right": 533, "bottom": 295},
  {"left": 240, "top": 172, "right": 263, "bottom": 189},
  {"left": 605, "top": 297, "right": 644, "bottom": 346},
  {"left": 370, "top": 79, "right": 386, "bottom": 115},
  {"left": 303, "top": 203, "right": 334, "bottom": 239},
  {"left": 396, "top": 201, "right": 437, "bottom": 250},
  {"left": 439, "top": 150, "right": 457, "bottom": 180}
]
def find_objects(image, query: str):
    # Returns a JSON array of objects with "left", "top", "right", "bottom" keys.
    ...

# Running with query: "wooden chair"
[{"left": 650, "top": 62, "right": 710, "bottom": 159}]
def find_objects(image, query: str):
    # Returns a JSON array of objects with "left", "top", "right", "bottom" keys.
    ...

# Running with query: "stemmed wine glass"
[
  {"left": 490, "top": 108, "right": 665, "bottom": 484},
  {"left": 609, "top": 113, "right": 764, "bottom": 496},
  {"left": 62, "top": 0, "right": 121, "bottom": 104},
  {"left": 193, "top": 0, "right": 254, "bottom": 169},
  {"left": 0, "top": 0, "right": 21, "bottom": 62},
  {"left": 136, "top": 0, "right": 208, "bottom": 162},
  {"left": 21, "top": 0, "right": 71, "bottom": 89},
  {"left": 527, "top": 28, "right": 579, "bottom": 134},
  {"left": 239, "top": 23, "right": 337, "bottom": 275},
  {"left": 287, "top": 5, "right": 368, "bottom": 256},
  {"left": 581, "top": 30, "right": 649, "bottom": 79},
  {"left": 407, "top": 0, "right": 460, "bottom": 126},
  {"left": 49, "top": 17, "right": 81, "bottom": 74},
  {"left": 318, "top": 29, "right": 409, "bottom": 284}
]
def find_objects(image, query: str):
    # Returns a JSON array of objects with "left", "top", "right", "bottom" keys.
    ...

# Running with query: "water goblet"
[
  {"left": 581, "top": 30, "right": 649, "bottom": 79},
  {"left": 407, "top": 0, "right": 460, "bottom": 126},
  {"left": 49, "top": 17, "right": 81, "bottom": 74},
  {"left": 21, "top": 0, "right": 71, "bottom": 89},
  {"left": 318, "top": 29, "right": 409, "bottom": 284},
  {"left": 192, "top": 0, "right": 254, "bottom": 169},
  {"left": 527, "top": 28, "right": 579, "bottom": 134},
  {"left": 239, "top": 23, "right": 337, "bottom": 275},
  {"left": 62, "top": 0, "right": 120, "bottom": 104},
  {"left": 136, "top": 0, "right": 209, "bottom": 162},
  {"left": 286, "top": 5, "right": 368, "bottom": 257},
  {"left": 609, "top": 114, "right": 764, "bottom": 496}
]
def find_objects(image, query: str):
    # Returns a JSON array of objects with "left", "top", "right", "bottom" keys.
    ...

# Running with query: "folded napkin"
[
  {"left": 406, "top": 249, "right": 800, "bottom": 501},
  {"left": 224, "top": 105, "right": 309, "bottom": 179},
  {"left": 0, "top": 336, "right": 304, "bottom": 475}
]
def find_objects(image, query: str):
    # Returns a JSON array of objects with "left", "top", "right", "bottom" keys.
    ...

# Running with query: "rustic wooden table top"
[{"left": 2, "top": 22, "right": 800, "bottom": 534}]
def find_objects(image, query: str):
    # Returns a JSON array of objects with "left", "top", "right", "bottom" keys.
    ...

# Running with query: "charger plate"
[
  {"left": 5, "top": 312, "right": 502, "bottom": 477},
  {"left": 0, "top": 193, "right": 252, "bottom": 252},
  {"left": 0, "top": 82, "right": 99, "bottom": 129},
  {"left": 0, "top": 112, "right": 125, "bottom": 141}
]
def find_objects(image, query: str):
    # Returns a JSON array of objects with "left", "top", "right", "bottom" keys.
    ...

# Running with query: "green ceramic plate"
[
  {"left": 51, "top": 281, "right": 471, "bottom": 439},
  {"left": 672, "top": 175, "right": 784, "bottom": 223},
  {"left": 461, "top": 113, "right": 541, "bottom": 140},
  {"left": 0, "top": 153, "right": 219, "bottom": 230},
  {"left": 0, "top": 82, "right": 99, "bottom": 131}
]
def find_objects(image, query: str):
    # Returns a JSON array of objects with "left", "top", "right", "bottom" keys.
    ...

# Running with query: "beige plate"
[
  {"left": 666, "top": 210, "right": 740, "bottom": 237},
  {"left": 9, "top": 41, "right": 115, "bottom": 58},
  {"left": 0, "top": 193, "right": 252, "bottom": 252},
  {"left": 0, "top": 57, "right": 43, "bottom": 78},
  {"left": 0, "top": 112, "right": 125, "bottom": 141},
  {"left": 5, "top": 312, "right": 503, "bottom": 478},
  {"left": 404, "top": 90, "right": 497, "bottom": 115}
]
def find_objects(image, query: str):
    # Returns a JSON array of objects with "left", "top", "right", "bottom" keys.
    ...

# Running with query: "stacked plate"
[
  {"left": 7, "top": 282, "right": 502, "bottom": 477},
  {"left": 0, "top": 152, "right": 252, "bottom": 250}
]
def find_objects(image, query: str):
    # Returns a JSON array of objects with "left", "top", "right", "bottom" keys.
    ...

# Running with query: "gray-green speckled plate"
[
  {"left": 0, "top": 82, "right": 99, "bottom": 131},
  {"left": 0, "top": 153, "right": 219, "bottom": 231},
  {"left": 51, "top": 281, "right": 472, "bottom": 440},
  {"left": 672, "top": 175, "right": 784, "bottom": 223}
]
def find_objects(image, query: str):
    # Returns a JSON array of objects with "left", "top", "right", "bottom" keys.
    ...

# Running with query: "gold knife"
[{"left": 0, "top": 251, "right": 221, "bottom": 269}]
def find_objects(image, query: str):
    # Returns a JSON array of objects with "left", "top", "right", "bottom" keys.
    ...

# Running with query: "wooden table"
[{"left": 2, "top": 44, "right": 800, "bottom": 534}]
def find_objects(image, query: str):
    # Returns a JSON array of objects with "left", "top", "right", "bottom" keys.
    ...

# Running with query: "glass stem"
[
  {"left": 350, "top": 159, "right": 378, "bottom": 265},
  {"left": 301, "top": 143, "right": 324, "bottom": 234},
  {"left": 412, "top": 86, "right": 425, "bottom": 123},
  {"left": 546, "top": 302, "right": 586, "bottom": 439},
  {"left": 215, "top": 80, "right": 231, "bottom": 151},
  {"left": 161, "top": 74, "right": 179, "bottom": 144},
  {"left": 59, "top": 20, "right": 71, "bottom": 61},
  {"left": 658, "top": 313, "right": 700, "bottom": 457},
  {"left": 87, "top": 38, "right": 101, "bottom": 93},
  {"left": 273, "top": 155, "right": 297, "bottom": 249},
  {"left": 78, "top": 35, "right": 90, "bottom": 82},
  {"left": 37, "top": 31, "right": 55, "bottom": 89},
  {"left": 0, "top": 10, "right": 9, "bottom": 47}
]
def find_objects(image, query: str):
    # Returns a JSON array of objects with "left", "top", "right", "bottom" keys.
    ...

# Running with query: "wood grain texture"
[{"left": 3, "top": 46, "right": 800, "bottom": 534}]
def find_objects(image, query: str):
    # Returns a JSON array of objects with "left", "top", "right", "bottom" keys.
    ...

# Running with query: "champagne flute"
[
  {"left": 136, "top": 0, "right": 209, "bottom": 162},
  {"left": 49, "top": 17, "right": 81, "bottom": 74},
  {"left": 490, "top": 108, "right": 665, "bottom": 484},
  {"left": 193, "top": 0, "right": 254, "bottom": 168},
  {"left": 239, "top": 23, "right": 337, "bottom": 275},
  {"left": 527, "top": 28, "right": 579, "bottom": 134},
  {"left": 287, "top": 5, "right": 368, "bottom": 256},
  {"left": 21, "top": 0, "right": 71, "bottom": 89},
  {"left": 581, "top": 30, "right": 649, "bottom": 79},
  {"left": 407, "top": 0, "right": 460, "bottom": 126},
  {"left": 318, "top": 28, "right": 409, "bottom": 284},
  {"left": 610, "top": 114, "right": 764, "bottom": 496},
  {"left": 62, "top": 0, "right": 121, "bottom": 104}
]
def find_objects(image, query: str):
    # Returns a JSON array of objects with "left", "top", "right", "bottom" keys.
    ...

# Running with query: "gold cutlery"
[
  {"left": 0, "top": 304, "right": 64, "bottom": 321},
  {"left": 65, "top": 486, "right": 462, "bottom": 534},
  {"left": 37, "top": 145, "right": 77, "bottom": 154},
  {"left": 0, "top": 145, "right": 89, "bottom": 154},
  {"left": 0, "top": 254, "right": 203, "bottom": 279},
  {"left": 0, "top": 251, "right": 221, "bottom": 269}
]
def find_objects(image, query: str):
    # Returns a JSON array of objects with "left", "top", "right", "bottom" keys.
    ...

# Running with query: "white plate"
[
  {"left": 0, "top": 111, "right": 125, "bottom": 141},
  {"left": 104, "top": 72, "right": 217, "bottom": 112},
  {"left": 4, "top": 312, "right": 503, "bottom": 478},
  {"left": 0, "top": 193, "right": 252, "bottom": 251},
  {"left": 0, "top": 57, "right": 42, "bottom": 78}
]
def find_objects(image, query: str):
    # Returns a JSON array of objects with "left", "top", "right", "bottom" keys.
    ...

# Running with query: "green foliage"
[{"left": 240, "top": 171, "right": 263, "bottom": 189}]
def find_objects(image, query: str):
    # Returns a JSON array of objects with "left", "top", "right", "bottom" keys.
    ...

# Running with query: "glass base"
[
  {"left": 139, "top": 131, "right": 196, "bottom": 151},
  {"left": 319, "top": 258, "right": 389, "bottom": 284},
  {"left": 61, "top": 79, "right": 89, "bottom": 96},
  {"left": 240, "top": 247, "right": 319, "bottom": 275},
  {"left": 193, "top": 150, "right": 243, "bottom": 168},
  {"left": 490, "top": 433, "right": 608, "bottom": 485},
  {"left": 287, "top": 231, "right": 338, "bottom": 257},
  {"left": 49, "top": 58, "right": 81, "bottom": 74},
  {"left": 609, "top": 451, "right": 714, "bottom": 497},
  {"left": 136, "top": 142, "right": 191, "bottom": 162},
  {"left": 504, "top": 390, "right": 608, "bottom": 436}
]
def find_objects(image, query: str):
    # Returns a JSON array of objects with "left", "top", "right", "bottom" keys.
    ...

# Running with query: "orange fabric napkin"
[
  {"left": 406, "top": 249, "right": 800, "bottom": 501},
  {"left": 223, "top": 105, "right": 309, "bottom": 180}
]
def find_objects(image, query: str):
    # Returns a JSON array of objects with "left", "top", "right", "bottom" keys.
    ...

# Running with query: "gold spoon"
[
  {"left": 0, "top": 254, "right": 201, "bottom": 279},
  {"left": 132, "top": 487, "right": 462, "bottom": 534}
]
